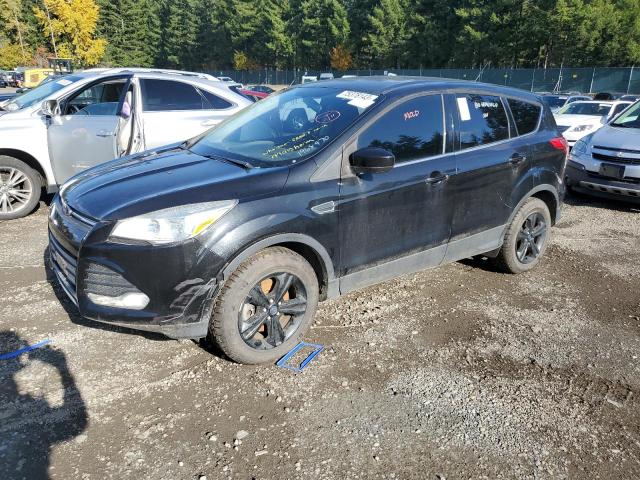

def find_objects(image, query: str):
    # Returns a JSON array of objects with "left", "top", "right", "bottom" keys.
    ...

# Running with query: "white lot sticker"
[
  {"left": 56, "top": 79, "right": 73, "bottom": 86},
  {"left": 347, "top": 97, "right": 376, "bottom": 109},
  {"left": 337, "top": 90, "right": 378, "bottom": 108},
  {"left": 457, "top": 97, "right": 471, "bottom": 121}
]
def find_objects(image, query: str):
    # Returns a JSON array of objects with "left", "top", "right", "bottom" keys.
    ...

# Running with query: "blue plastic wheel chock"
[{"left": 276, "top": 341, "right": 324, "bottom": 372}]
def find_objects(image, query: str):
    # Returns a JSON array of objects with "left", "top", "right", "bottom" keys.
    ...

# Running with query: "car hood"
[
  {"left": 63, "top": 146, "right": 290, "bottom": 221},
  {"left": 554, "top": 114, "right": 604, "bottom": 126},
  {"left": 590, "top": 124, "right": 640, "bottom": 150}
]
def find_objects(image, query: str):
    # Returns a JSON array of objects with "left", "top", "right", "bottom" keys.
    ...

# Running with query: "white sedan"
[{"left": 554, "top": 100, "right": 632, "bottom": 146}]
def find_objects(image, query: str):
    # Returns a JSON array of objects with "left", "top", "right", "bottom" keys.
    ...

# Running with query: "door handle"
[
  {"left": 201, "top": 119, "right": 217, "bottom": 127},
  {"left": 425, "top": 172, "right": 450, "bottom": 185},
  {"left": 96, "top": 130, "right": 115, "bottom": 137},
  {"left": 509, "top": 153, "right": 527, "bottom": 165}
]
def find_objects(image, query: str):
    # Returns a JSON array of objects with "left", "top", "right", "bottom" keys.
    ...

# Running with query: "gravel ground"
[{"left": 1, "top": 193, "right": 639, "bottom": 480}]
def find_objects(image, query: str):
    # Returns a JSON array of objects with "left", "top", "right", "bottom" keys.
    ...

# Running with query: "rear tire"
[
  {"left": 0, "top": 156, "right": 41, "bottom": 220},
  {"left": 493, "top": 197, "right": 551, "bottom": 274},
  {"left": 208, "top": 247, "right": 319, "bottom": 364}
]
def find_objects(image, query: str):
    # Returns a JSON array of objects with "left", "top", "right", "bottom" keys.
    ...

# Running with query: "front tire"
[
  {"left": 493, "top": 197, "right": 551, "bottom": 274},
  {"left": 209, "top": 247, "right": 319, "bottom": 364},
  {"left": 0, "top": 156, "right": 41, "bottom": 220}
]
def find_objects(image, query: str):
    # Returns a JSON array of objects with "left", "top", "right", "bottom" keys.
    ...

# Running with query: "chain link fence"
[{"left": 208, "top": 67, "right": 640, "bottom": 94}]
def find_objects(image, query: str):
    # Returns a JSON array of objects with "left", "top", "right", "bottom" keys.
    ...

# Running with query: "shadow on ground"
[{"left": 0, "top": 332, "right": 87, "bottom": 480}]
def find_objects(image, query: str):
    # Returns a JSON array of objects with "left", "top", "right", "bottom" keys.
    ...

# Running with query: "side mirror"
[
  {"left": 349, "top": 147, "right": 395, "bottom": 175},
  {"left": 41, "top": 99, "right": 59, "bottom": 117}
]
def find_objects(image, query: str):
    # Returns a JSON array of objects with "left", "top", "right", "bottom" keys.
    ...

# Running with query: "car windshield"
[
  {"left": 557, "top": 102, "right": 611, "bottom": 116},
  {"left": 189, "top": 85, "right": 382, "bottom": 166},
  {"left": 610, "top": 101, "right": 640, "bottom": 128},
  {"left": 542, "top": 95, "right": 567, "bottom": 108},
  {"left": 3, "top": 74, "right": 83, "bottom": 111}
]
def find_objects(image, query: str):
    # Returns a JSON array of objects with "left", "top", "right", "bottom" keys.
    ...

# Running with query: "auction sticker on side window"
[
  {"left": 457, "top": 97, "right": 471, "bottom": 121},
  {"left": 337, "top": 90, "right": 378, "bottom": 108}
]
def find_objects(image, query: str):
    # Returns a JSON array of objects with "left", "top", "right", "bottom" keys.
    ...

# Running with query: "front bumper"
[
  {"left": 566, "top": 161, "right": 640, "bottom": 204},
  {"left": 48, "top": 198, "right": 224, "bottom": 339}
]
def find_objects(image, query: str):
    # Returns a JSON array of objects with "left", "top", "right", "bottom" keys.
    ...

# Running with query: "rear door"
[
  {"left": 139, "top": 78, "right": 237, "bottom": 148},
  {"left": 47, "top": 75, "right": 130, "bottom": 184},
  {"left": 447, "top": 92, "right": 533, "bottom": 248},
  {"left": 338, "top": 93, "right": 456, "bottom": 290}
]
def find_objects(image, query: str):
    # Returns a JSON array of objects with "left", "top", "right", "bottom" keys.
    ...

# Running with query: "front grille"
[
  {"left": 49, "top": 233, "right": 78, "bottom": 305},
  {"left": 83, "top": 263, "right": 139, "bottom": 297},
  {"left": 592, "top": 152, "right": 640, "bottom": 165}
]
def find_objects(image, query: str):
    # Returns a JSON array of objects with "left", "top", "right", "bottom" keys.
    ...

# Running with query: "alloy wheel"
[
  {"left": 238, "top": 272, "right": 308, "bottom": 350},
  {"left": 516, "top": 212, "right": 547, "bottom": 264},
  {"left": 0, "top": 167, "right": 33, "bottom": 214}
]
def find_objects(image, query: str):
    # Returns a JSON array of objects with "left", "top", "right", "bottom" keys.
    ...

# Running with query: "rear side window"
[
  {"left": 507, "top": 99, "right": 541, "bottom": 135},
  {"left": 358, "top": 95, "right": 444, "bottom": 163},
  {"left": 141, "top": 79, "right": 205, "bottom": 111},
  {"left": 199, "top": 89, "right": 233, "bottom": 109},
  {"left": 456, "top": 94, "right": 509, "bottom": 150}
]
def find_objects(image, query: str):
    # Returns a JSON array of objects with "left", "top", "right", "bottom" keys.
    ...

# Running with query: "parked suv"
[
  {"left": 566, "top": 100, "right": 640, "bottom": 203},
  {"left": 48, "top": 77, "right": 567, "bottom": 364},
  {"left": 0, "top": 68, "right": 251, "bottom": 220}
]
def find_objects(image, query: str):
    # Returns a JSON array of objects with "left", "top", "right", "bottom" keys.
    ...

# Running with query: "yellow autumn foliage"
[{"left": 33, "top": 0, "right": 106, "bottom": 66}]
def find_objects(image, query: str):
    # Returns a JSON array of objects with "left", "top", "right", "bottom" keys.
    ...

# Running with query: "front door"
[
  {"left": 338, "top": 94, "right": 456, "bottom": 292},
  {"left": 47, "top": 76, "right": 130, "bottom": 184}
]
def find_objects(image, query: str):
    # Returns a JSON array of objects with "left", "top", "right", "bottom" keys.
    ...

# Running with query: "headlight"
[
  {"left": 571, "top": 137, "right": 591, "bottom": 157},
  {"left": 570, "top": 124, "right": 595, "bottom": 132},
  {"left": 109, "top": 200, "right": 237, "bottom": 244}
]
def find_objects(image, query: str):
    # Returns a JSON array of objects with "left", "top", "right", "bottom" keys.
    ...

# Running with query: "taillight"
[{"left": 550, "top": 136, "right": 568, "bottom": 154}]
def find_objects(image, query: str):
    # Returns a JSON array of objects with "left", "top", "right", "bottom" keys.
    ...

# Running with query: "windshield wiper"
[{"left": 195, "top": 151, "right": 254, "bottom": 170}]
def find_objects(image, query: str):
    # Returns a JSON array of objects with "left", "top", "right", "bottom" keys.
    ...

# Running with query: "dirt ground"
[{"left": 1, "top": 192, "right": 639, "bottom": 480}]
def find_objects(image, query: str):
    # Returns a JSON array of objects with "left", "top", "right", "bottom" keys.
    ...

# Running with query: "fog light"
[{"left": 87, "top": 292, "right": 150, "bottom": 310}]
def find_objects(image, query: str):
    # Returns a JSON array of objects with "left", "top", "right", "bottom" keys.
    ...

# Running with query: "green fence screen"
[{"left": 209, "top": 67, "right": 640, "bottom": 94}]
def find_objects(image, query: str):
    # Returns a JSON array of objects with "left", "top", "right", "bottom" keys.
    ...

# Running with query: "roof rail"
[{"left": 82, "top": 67, "right": 219, "bottom": 81}]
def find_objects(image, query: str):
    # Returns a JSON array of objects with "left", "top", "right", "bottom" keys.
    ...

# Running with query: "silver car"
[
  {"left": 0, "top": 68, "right": 252, "bottom": 219},
  {"left": 566, "top": 101, "right": 640, "bottom": 203}
]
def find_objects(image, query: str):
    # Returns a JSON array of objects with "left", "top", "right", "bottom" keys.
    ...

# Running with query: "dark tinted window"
[
  {"left": 507, "top": 98, "right": 541, "bottom": 135},
  {"left": 358, "top": 95, "right": 444, "bottom": 163},
  {"left": 141, "top": 79, "right": 204, "bottom": 111},
  {"left": 200, "top": 89, "right": 233, "bottom": 109},
  {"left": 457, "top": 94, "right": 509, "bottom": 149}
]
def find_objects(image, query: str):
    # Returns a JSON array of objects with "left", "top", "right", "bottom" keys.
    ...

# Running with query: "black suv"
[{"left": 48, "top": 77, "right": 568, "bottom": 364}]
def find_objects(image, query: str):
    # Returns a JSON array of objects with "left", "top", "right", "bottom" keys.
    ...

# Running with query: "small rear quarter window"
[{"left": 507, "top": 99, "right": 541, "bottom": 136}]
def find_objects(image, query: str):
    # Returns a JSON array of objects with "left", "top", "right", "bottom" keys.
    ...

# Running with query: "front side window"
[
  {"left": 358, "top": 95, "right": 444, "bottom": 163},
  {"left": 507, "top": 98, "right": 541, "bottom": 136},
  {"left": 141, "top": 79, "right": 205, "bottom": 111},
  {"left": 610, "top": 102, "right": 640, "bottom": 128},
  {"left": 63, "top": 78, "right": 127, "bottom": 116},
  {"left": 611, "top": 103, "right": 631, "bottom": 117},
  {"left": 189, "top": 86, "right": 381, "bottom": 166},
  {"left": 457, "top": 94, "right": 509, "bottom": 149}
]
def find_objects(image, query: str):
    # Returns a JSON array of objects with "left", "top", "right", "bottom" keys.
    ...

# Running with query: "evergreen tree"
[
  {"left": 360, "top": 0, "right": 407, "bottom": 68},
  {"left": 290, "top": 0, "right": 350, "bottom": 69}
]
